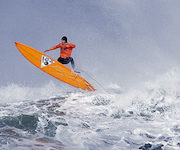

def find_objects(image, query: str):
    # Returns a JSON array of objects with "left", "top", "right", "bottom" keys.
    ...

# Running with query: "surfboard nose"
[{"left": 15, "top": 42, "right": 18, "bottom": 46}]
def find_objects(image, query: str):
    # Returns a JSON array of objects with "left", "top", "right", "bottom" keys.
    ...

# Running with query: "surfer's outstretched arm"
[{"left": 44, "top": 44, "right": 62, "bottom": 53}]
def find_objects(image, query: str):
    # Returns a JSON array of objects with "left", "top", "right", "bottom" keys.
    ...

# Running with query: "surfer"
[{"left": 44, "top": 36, "right": 76, "bottom": 70}]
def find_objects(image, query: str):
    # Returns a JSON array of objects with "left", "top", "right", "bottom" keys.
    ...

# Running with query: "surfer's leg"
[{"left": 69, "top": 57, "right": 75, "bottom": 69}]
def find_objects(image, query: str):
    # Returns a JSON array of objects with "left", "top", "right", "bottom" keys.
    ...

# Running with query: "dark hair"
[{"left": 61, "top": 36, "right": 67, "bottom": 42}]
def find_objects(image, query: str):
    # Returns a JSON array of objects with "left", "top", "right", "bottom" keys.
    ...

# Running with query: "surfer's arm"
[
  {"left": 44, "top": 44, "right": 62, "bottom": 52},
  {"left": 66, "top": 43, "right": 76, "bottom": 48}
]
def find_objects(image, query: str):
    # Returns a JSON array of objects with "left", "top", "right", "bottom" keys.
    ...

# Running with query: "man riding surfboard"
[{"left": 44, "top": 36, "right": 76, "bottom": 70}]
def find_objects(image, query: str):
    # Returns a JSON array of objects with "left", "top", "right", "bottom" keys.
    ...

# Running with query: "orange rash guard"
[{"left": 48, "top": 43, "right": 76, "bottom": 58}]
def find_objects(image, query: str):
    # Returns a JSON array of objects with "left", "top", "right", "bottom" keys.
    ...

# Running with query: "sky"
[{"left": 1, "top": 0, "right": 180, "bottom": 88}]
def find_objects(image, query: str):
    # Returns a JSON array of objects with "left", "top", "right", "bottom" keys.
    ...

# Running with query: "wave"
[
  {"left": 0, "top": 68, "right": 180, "bottom": 149},
  {"left": 0, "top": 81, "right": 67, "bottom": 103}
]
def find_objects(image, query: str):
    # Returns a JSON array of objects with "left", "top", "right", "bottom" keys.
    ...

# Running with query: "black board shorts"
[{"left": 57, "top": 57, "right": 73, "bottom": 64}]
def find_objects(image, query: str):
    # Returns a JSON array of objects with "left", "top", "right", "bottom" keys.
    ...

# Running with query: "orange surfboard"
[{"left": 15, "top": 42, "right": 95, "bottom": 91}]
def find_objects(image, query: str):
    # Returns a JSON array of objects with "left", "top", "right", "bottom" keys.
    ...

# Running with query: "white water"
[{"left": 0, "top": 69, "right": 180, "bottom": 150}]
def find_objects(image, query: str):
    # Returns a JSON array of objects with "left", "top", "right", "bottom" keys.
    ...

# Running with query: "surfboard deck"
[{"left": 15, "top": 42, "right": 95, "bottom": 91}]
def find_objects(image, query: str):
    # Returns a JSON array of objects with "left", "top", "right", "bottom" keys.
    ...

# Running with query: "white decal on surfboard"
[{"left": 41, "top": 55, "right": 54, "bottom": 68}]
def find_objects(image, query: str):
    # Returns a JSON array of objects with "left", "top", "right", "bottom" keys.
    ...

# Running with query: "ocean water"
[{"left": 0, "top": 70, "right": 180, "bottom": 150}]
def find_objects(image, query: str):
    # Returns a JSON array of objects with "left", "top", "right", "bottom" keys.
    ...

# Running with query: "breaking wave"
[{"left": 0, "top": 69, "right": 180, "bottom": 150}]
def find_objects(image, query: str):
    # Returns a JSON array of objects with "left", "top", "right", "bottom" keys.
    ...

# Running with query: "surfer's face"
[{"left": 61, "top": 40, "right": 66, "bottom": 44}]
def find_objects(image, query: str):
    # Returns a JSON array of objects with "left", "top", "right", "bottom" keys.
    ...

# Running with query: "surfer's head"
[{"left": 61, "top": 36, "right": 67, "bottom": 44}]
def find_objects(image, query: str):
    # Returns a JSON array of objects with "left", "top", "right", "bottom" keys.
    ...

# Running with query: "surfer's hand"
[{"left": 44, "top": 50, "right": 49, "bottom": 53}]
